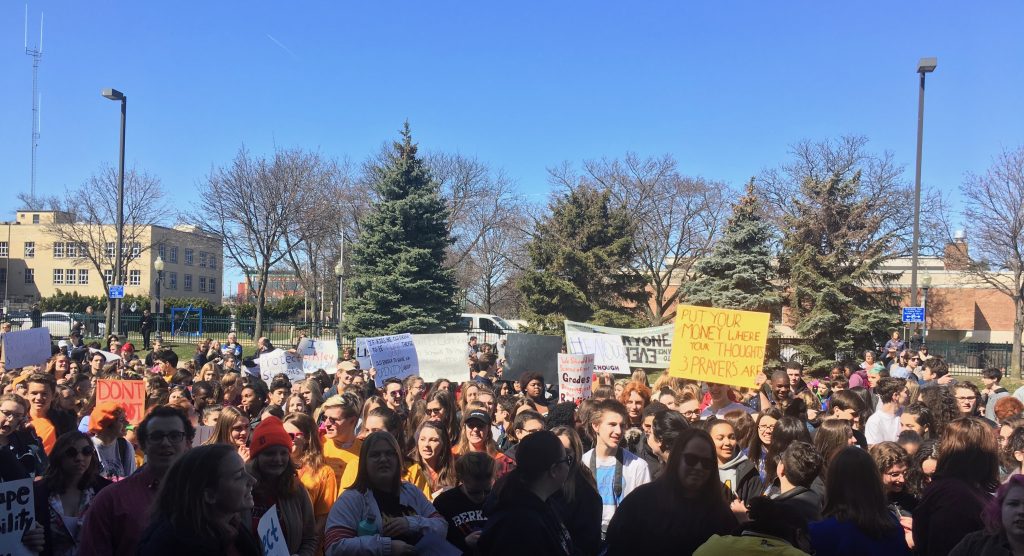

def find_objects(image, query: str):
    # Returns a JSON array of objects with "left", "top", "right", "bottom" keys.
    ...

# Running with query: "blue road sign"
[
  {"left": 109, "top": 285, "right": 125, "bottom": 299},
  {"left": 902, "top": 307, "right": 925, "bottom": 323}
]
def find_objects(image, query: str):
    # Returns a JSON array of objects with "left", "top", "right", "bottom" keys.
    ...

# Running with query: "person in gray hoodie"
[{"left": 706, "top": 418, "right": 764, "bottom": 504}]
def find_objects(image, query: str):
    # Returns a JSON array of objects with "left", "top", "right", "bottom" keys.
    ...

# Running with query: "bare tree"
[
  {"left": 549, "top": 153, "right": 727, "bottom": 325},
  {"left": 460, "top": 204, "right": 533, "bottom": 316},
  {"left": 960, "top": 147, "right": 1024, "bottom": 376},
  {"left": 21, "top": 165, "right": 171, "bottom": 332},
  {"left": 188, "top": 147, "right": 325, "bottom": 339}
]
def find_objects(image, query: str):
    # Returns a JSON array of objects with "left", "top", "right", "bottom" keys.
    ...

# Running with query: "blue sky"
[{"left": 2, "top": 1, "right": 1022, "bottom": 292}]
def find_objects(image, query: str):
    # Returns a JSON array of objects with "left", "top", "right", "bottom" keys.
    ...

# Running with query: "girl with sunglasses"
[
  {"left": 283, "top": 412, "right": 336, "bottom": 554},
  {"left": 33, "top": 431, "right": 112, "bottom": 555}
]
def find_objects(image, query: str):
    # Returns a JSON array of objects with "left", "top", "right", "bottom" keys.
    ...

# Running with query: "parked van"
[{"left": 457, "top": 313, "right": 517, "bottom": 335}]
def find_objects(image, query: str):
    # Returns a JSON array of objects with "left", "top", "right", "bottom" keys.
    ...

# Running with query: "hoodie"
[
  {"left": 478, "top": 474, "right": 573, "bottom": 556},
  {"left": 718, "top": 453, "right": 764, "bottom": 503}
]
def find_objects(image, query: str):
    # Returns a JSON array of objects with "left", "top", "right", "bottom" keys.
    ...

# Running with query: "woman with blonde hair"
[
  {"left": 297, "top": 378, "right": 325, "bottom": 414},
  {"left": 206, "top": 405, "right": 250, "bottom": 460},
  {"left": 455, "top": 409, "right": 515, "bottom": 479},
  {"left": 630, "top": 369, "right": 650, "bottom": 388},
  {"left": 196, "top": 362, "right": 219, "bottom": 384}
]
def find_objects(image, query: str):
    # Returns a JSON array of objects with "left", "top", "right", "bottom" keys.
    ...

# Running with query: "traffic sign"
[
  {"left": 108, "top": 285, "right": 125, "bottom": 299},
  {"left": 902, "top": 307, "right": 925, "bottom": 323}
]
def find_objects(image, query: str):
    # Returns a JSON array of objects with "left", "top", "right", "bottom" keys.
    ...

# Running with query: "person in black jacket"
[
  {"left": 139, "top": 309, "right": 153, "bottom": 350},
  {"left": 605, "top": 428, "right": 738, "bottom": 555},
  {"left": 478, "top": 431, "right": 574, "bottom": 556},
  {"left": 773, "top": 441, "right": 824, "bottom": 525},
  {"left": 706, "top": 418, "right": 764, "bottom": 505},
  {"left": 550, "top": 426, "right": 603, "bottom": 556}
]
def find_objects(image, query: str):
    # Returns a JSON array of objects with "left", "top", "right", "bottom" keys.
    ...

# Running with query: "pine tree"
[
  {"left": 681, "top": 180, "right": 781, "bottom": 315},
  {"left": 343, "top": 124, "right": 459, "bottom": 336},
  {"left": 782, "top": 171, "right": 900, "bottom": 373},
  {"left": 518, "top": 185, "right": 648, "bottom": 331}
]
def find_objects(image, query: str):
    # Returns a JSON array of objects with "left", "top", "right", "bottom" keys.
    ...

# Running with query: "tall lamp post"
[
  {"left": 154, "top": 256, "right": 164, "bottom": 343},
  {"left": 334, "top": 259, "right": 344, "bottom": 345},
  {"left": 910, "top": 58, "right": 936, "bottom": 329},
  {"left": 102, "top": 88, "right": 127, "bottom": 337},
  {"left": 921, "top": 272, "right": 932, "bottom": 340}
]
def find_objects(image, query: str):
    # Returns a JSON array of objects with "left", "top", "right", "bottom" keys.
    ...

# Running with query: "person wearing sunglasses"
[
  {"left": 33, "top": 431, "right": 112, "bottom": 555},
  {"left": 604, "top": 428, "right": 738, "bottom": 555},
  {"left": 318, "top": 394, "right": 362, "bottom": 495},
  {"left": 283, "top": 412, "right": 336, "bottom": 554}
]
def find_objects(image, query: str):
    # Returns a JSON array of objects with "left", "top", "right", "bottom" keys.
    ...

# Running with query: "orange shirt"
[
  {"left": 299, "top": 464, "right": 339, "bottom": 518},
  {"left": 32, "top": 416, "right": 56, "bottom": 454}
]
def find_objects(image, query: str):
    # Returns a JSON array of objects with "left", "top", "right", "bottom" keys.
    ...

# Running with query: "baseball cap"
[{"left": 464, "top": 410, "right": 491, "bottom": 427}]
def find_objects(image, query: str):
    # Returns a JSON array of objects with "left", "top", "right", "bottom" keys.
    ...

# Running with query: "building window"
[
  {"left": 32, "top": 214, "right": 39, "bottom": 224},
  {"left": 169, "top": 272, "right": 177, "bottom": 290},
  {"left": 25, "top": 268, "right": 34, "bottom": 284},
  {"left": 199, "top": 276, "right": 207, "bottom": 292},
  {"left": 199, "top": 251, "right": 207, "bottom": 268},
  {"left": 104, "top": 269, "right": 113, "bottom": 285},
  {"left": 158, "top": 243, "right": 166, "bottom": 259},
  {"left": 53, "top": 242, "right": 65, "bottom": 258},
  {"left": 53, "top": 269, "right": 64, "bottom": 285},
  {"left": 66, "top": 242, "right": 77, "bottom": 258},
  {"left": 184, "top": 274, "right": 192, "bottom": 291},
  {"left": 129, "top": 269, "right": 141, "bottom": 286},
  {"left": 184, "top": 249, "right": 194, "bottom": 266},
  {"left": 209, "top": 255, "right": 216, "bottom": 269},
  {"left": 105, "top": 242, "right": 115, "bottom": 259},
  {"left": 0, "top": 241, "right": 7, "bottom": 257},
  {"left": 209, "top": 277, "right": 216, "bottom": 294},
  {"left": 78, "top": 269, "right": 89, "bottom": 285},
  {"left": 131, "top": 242, "right": 141, "bottom": 258},
  {"left": 169, "top": 246, "right": 178, "bottom": 264},
  {"left": 24, "top": 242, "right": 35, "bottom": 258}
]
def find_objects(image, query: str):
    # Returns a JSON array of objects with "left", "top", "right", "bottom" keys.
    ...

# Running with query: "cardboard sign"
[
  {"left": 296, "top": 338, "right": 339, "bottom": 375},
  {"left": 558, "top": 353, "right": 594, "bottom": 404},
  {"left": 502, "top": 333, "right": 562, "bottom": 386},
  {"left": 412, "top": 333, "right": 470, "bottom": 383},
  {"left": 366, "top": 333, "right": 419, "bottom": 387},
  {"left": 89, "top": 348, "right": 119, "bottom": 363},
  {"left": 565, "top": 331, "right": 631, "bottom": 375},
  {"left": 564, "top": 320, "right": 673, "bottom": 368},
  {"left": 1, "top": 327, "right": 52, "bottom": 368},
  {"left": 0, "top": 478, "right": 35, "bottom": 556},
  {"left": 95, "top": 380, "right": 146, "bottom": 425},
  {"left": 258, "top": 349, "right": 304, "bottom": 382},
  {"left": 668, "top": 305, "right": 770, "bottom": 389},
  {"left": 354, "top": 338, "right": 372, "bottom": 370},
  {"left": 257, "top": 504, "right": 290, "bottom": 556}
]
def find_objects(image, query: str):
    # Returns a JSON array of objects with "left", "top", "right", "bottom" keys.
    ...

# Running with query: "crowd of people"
[{"left": 1, "top": 327, "right": 1023, "bottom": 555}]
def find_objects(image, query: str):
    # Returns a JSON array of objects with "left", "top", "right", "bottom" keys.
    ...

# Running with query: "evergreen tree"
[
  {"left": 519, "top": 185, "right": 648, "bottom": 331},
  {"left": 681, "top": 180, "right": 781, "bottom": 315},
  {"left": 344, "top": 124, "right": 459, "bottom": 336},
  {"left": 781, "top": 171, "right": 900, "bottom": 373}
]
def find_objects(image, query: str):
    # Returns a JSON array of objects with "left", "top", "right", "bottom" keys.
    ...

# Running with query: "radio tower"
[{"left": 25, "top": 5, "right": 43, "bottom": 198}]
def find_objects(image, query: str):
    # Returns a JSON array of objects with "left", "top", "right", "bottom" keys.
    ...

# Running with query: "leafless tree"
[
  {"left": 960, "top": 147, "right": 1024, "bottom": 376},
  {"left": 187, "top": 147, "right": 327, "bottom": 339},
  {"left": 549, "top": 153, "right": 728, "bottom": 325},
  {"left": 20, "top": 165, "right": 171, "bottom": 332}
]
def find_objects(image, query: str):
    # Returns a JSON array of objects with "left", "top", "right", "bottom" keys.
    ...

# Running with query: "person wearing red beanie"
[{"left": 249, "top": 415, "right": 292, "bottom": 459}]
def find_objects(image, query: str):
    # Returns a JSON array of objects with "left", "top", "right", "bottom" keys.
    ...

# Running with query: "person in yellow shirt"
[
  {"left": 317, "top": 393, "right": 362, "bottom": 494},
  {"left": 283, "top": 412, "right": 337, "bottom": 555}
]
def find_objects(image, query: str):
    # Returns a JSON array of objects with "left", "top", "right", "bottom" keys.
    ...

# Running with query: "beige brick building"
[{"left": 1, "top": 211, "right": 223, "bottom": 308}]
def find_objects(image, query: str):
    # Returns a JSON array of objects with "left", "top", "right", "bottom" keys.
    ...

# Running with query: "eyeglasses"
[
  {"left": 64, "top": 446, "right": 94, "bottom": 459},
  {"left": 757, "top": 424, "right": 775, "bottom": 432},
  {"left": 681, "top": 409, "right": 699, "bottom": 417},
  {"left": 426, "top": 407, "right": 443, "bottom": 415},
  {"left": 0, "top": 409, "right": 25, "bottom": 422},
  {"left": 682, "top": 453, "right": 716, "bottom": 469},
  {"left": 288, "top": 432, "right": 305, "bottom": 441},
  {"left": 553, "top": 454, "right": 575, "bottom": 468},
  {"left": 148, "top": 431, "right": 186, "bottom": 444}
]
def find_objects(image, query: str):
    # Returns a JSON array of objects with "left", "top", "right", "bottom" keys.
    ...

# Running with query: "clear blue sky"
[{"left": 2, "top": 1, "right": 1022, "bottom": 292}]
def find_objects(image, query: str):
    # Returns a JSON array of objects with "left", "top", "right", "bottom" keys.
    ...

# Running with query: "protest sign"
[
  {"left": 296, "top": 338, "right": 339, "bottom": 375},
  {"left": 503, "top": 333, "right": 562, "bottom": 386},
  {"left": 257, "top": 505, "right": 290, "bottom": 556},
  {"left": 88, "top": 348, "right": 119, "bottom": 363},
  {"left": 558, "top": 353, "right": 594, "bottom": 404},
  {"left": 367, "top": 333, "right": 419, "bottom": 387},
  {"left": 354, "top": 338, "right": 372, "bottom": 370},
  {"left": 412, "top": 333, "right": 469, "bottom": 383},
  {"left": 96, "top": 380, "right": 146, "bottom": 424},
  {"left": 258, "top": 349, "right": 304, "bottom": 382},
  {"left": 564, "top": 320, "right": 673, "bottom": 368},
  {"left": 0, "top": 477, "right": 34, "bottom": 556},
  {"left": 668, "top": 305, "right": 770, "bottom": 389},
  {"left": 1, "top": 327, "right": 52, "bottom": 369},
  {"left": 565, "top": 331, "right": 631, "bottom": 375}
]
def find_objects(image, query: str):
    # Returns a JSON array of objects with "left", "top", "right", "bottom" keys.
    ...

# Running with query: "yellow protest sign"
[{"left": 668, "top": 304, "right": 770, "bottom": 389}]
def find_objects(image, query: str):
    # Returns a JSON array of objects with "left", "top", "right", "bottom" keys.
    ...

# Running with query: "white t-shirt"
[
  {"left": 701, "top": 402, "right": 755, "bottom": 419},
  {"left": 582, "top": 447, "right": 651, "bottom": 534},
  {"left": 864, "top": 407, "right": 902, "bottom": 446},
  {"left": 92, "top": 436, "right": 137, "bottom": 480}
]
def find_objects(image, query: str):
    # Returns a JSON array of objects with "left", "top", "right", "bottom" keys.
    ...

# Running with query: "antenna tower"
[{"left": 25, "top": 6, "right": 44, "bottom": 198}]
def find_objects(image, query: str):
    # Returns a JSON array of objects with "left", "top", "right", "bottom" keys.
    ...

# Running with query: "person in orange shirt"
[{"left": 25, "top": 373, "right": 77, "bottom": 454}]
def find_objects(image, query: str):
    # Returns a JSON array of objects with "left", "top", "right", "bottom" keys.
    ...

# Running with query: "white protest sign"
[
  {"left": 0, "top": 477, "right": 35, "bottom": 556},
  {"left": 89, "top": 348, "right": 119, "bottom": 363},
  {"left": 564, "top": 319, "right": 673, "bottom": 369},
  {"left": 558, "top": 353, "right": 594, "bottom": 405},
  {"left": 354, "top": 338, "right": 372, "bottom": 370},
  {"left": 257, "top": 349, "right": 304, "bottom": 382},
  {"left": 1, "top": 327, "right": 52, "bottom": 369},
  {"left": 257, "top": 504, "right": 289, "bottom": 556},
  {"left": 566, "top": 331, "right": 631, "bottom": 374},
  {"left": 296, "top": 338, "right": 339, "bottom": 374},
  {"left": 366, "top": 333, "right": 419, "bottom": 387},
  {"left": 412, "top": 333, "right": 469, "bottom": 383}
]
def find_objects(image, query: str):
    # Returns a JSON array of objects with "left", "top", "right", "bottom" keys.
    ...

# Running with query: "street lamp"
[
  {"left": 910, "top": 58, "right": 936, "bottom": 321},
  {"left": 102, "top": 88, "right": 127, "bottom": 338},
  {"left": 154, "top": 255, "right": 164, "bottom": 343},
  {"left": 334, "top": 258, "right": 344, "bottom": 344},
  {"left": 921, "top": 272, "right": 932, "bottom": 340}
]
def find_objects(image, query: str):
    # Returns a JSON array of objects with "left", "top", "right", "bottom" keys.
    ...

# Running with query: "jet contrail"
[{"left": 266, "top": 34, "right": 299, "bottom": 60}]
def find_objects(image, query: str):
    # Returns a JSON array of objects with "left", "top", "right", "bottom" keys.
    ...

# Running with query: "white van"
[{"left": 457, "top": 313, "right": 517, "bottom": 335}]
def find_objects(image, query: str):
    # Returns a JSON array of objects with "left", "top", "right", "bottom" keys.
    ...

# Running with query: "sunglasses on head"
[{"left": 682, "top": 453, "right": 716, "bottom": 469}]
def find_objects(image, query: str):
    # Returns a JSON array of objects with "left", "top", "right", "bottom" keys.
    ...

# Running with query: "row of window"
[
  {"left": 155, "top": 244, "right": 216, "bottom": 268},
  {"left": 0, "top": 241, "right": 217, "bottom": 270},
  {"left": 0, "top": 267, "right": 216, "bottom": 295},
  {"left": 163, "top": 272, "right": 216, "bottom": 293},
  {"left": 52, "top": 268, "right": 91, "bottom": 285}
]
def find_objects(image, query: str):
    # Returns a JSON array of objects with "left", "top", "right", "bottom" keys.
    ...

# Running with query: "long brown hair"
[
  {"left": 283, "top": 413, "right": 325, "bottom": 469},
  {"left": 427, "top": 390, "right": 459, "bottom": 445},
  {"left": 936, "top": 417, "right": 1000, "bottom": 492},
  {"left": 43, "top": 431, "right": 99, "bottom": 493},
  {"left": 551, "top": 425, "right": 597, "bottom": 504},
  {"left": 410, "top": 421, "right": 457, "bottom": 492},
  {"left": 148, "top": 444, "right": 238, "bottom": 543},
  {"left": 206, "top": 405, "right": 248, "bottom": 447},
  {"left": 822, "top": 447, "right": 900, "bottom": 539},
  {"left": 455, "top": 412, "right": 499, "bottom": 457},
  {"left": 814, "top": 418, "right": 853, "bottom": 479},
  {"left": 351, "top": 431, "right": 403, "bottom": 493}
]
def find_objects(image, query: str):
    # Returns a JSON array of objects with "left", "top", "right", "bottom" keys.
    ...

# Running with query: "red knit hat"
[{"left": 249, "top": 416, "right": 292, "bottom": 458}]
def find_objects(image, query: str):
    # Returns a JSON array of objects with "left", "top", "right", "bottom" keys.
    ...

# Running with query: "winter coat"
[
  {"left": 136, "top": 517, "right": 261, "bottom": 556},
  {"left": 913, "top": 476, "right": 990, "bottom": 556},
  {"left": 773, "top": 486, "right": 823, "bottom": 525},
  {"left": 950, "top": 530, "right": 1014, "bottom": 556},
  {"left": 550, "top": 471, "right": 603, "bottom": 556},
  {"left": 479, "top": 474, "right": 573, "bottom": 556}
]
